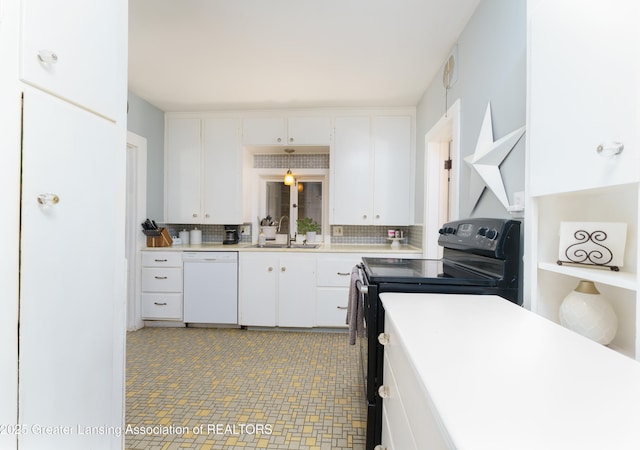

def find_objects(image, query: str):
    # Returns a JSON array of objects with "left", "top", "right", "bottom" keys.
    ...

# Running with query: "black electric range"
[{"left": 359, "top": 218, "right": 521, "bottom": 450}]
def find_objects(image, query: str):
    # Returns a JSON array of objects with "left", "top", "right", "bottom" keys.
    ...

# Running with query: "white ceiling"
[{"left": 128, "top": 0, "right": 481, "bottom": 112}]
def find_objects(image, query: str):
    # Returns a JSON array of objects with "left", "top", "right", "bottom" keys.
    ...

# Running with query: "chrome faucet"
[{"left": 278, "top": 215, "right": 289, "bottom": 233}]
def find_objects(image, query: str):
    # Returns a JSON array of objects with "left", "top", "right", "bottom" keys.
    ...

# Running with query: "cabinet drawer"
[
  {"left": 316, "top": 288, "right": 349, "bottom": 327},
  {"left": 142, "top": 251, "right": 182, "bottom": 267},
  {"left": 142, "top": 268, "right": 183, "bottom": 292},
  {"left": 141, "top": 293, "right": 183, "bottom": 320},
  {"left": 317, "top": 258, "right": 360, "bottom": 287}
]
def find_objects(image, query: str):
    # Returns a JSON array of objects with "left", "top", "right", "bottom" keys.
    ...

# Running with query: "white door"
[
  {"left": 19, "top": 88, "right": 125, "bottom": 449},
  {"left": 20, "top": 0, "right": 124, "bottom": 120}
]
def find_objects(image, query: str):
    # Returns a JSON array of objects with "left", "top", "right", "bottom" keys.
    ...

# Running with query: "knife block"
[{"left": 145, "top": 228, "right": 173, "bottom": 247}]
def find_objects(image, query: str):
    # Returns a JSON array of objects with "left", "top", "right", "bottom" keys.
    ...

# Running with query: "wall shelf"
[{"left": 538, "top": 262, "right": 638, "bottom": 292}]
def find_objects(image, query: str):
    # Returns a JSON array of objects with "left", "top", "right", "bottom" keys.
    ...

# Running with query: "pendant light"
[{"left": 283, "top": 149, "right": 295, "bottom": 186}]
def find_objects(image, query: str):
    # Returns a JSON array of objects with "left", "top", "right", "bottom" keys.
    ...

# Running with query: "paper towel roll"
[
  {"left": 179, "top": 229, "right": 190, "bottom": 245},
  {"left": 190, "top": 228, "right": 202, "bottom": 245}
]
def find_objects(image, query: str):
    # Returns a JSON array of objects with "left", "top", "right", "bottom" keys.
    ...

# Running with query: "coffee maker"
[{"left": 223, "top": 225, "right": 239, "bottom": 244}]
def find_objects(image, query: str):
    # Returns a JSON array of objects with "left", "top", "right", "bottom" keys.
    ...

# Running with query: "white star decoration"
[{"left": 464, "top": 103, "right": 525, "bottom": 209}]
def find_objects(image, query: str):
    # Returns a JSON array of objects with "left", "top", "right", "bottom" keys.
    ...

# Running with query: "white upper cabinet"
[
  {"left": 242, "top": 116, "right": 331, "bottom": 145},
  {"left": 203, "top": 118, "right": 243, "bottom": 224},
  {"left": 166, "top": 117, "right": 243, "bottom": 224},
  {"left": 373, "top": 116, "right": 412, "bottom": 225},
  {"left": 242, "top": 117, "right": 286, "bottom": 145},
  {"left": 332, "top": 116, "right": 412, "bottom": 225},
  {"left": 332, "top": 117, "right": 372, "bottom": 224},
  {"left": 20, "top": 0, "right": 124, "bottom": 120},
  {"left": 287, "top": 117, "right": 332, "bottom": 145},
  {"left": 528, "top": 0, "right": 639, "bottom": 196},
  {"left": 165, "top": 118, "right": 202, "bottom": 223}
]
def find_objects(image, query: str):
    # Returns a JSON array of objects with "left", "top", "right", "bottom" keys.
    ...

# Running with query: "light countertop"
[
  {"left": 143, "top": 242, "right": 423, "bottom": 254},
  {"left": 380, "top": 293, "right": 640, "bottom": 450}
]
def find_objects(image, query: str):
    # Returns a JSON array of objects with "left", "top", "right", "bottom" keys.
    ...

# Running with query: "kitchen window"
[{"left": 262, "top": 176, "right": 325, "bottom": 238}]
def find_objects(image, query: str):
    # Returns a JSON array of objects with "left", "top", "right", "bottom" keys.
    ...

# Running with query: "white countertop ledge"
[
  {"left": 145, "top": 243, "right": 422, "bottom": 254},
  {"left": 380, "top": 293, "right": 640, "bottom": 450}
]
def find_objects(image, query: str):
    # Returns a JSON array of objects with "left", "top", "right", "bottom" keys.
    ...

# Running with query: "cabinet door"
[
  {"left": 239, "top": 253, "right": 277, "bottom": 326},
  {"left": 203, "top": 118, "right": 243, "bottom": 223},
  {"left": 332, "top": 117, "right": 372, "bottom": 224},
  {"left": 528, "top": 0, "right": 640, "bottom": 196},
  {"left": 288, "top": 117, "right": 331, "bottom": 145},
  {"left": 165, "top": 118, "right": 202, "bottom": 223},
  {"left": 242, "top": 117, "right": 286, "bottom": 145},
  {"left": 20, "top": 0, "right": 124, "bottom": 120},
  {"left": 19, "top": 89, "right": 124, "bottom": 449},
  {"left": 373, "top": 116, "right": 412, "bottom": 225},
  {"left": 278, "top": 255, "right": 315, "bottom": 327}
]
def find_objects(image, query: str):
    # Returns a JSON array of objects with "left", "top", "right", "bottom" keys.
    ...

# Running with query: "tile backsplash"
[{"left": 160, "top": 222, "right": 423, "bottom": 248}]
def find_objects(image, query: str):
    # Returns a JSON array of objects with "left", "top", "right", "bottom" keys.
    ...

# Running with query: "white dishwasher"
[{"left": 183, "top": 252, "right": 238, "bottom": 324}]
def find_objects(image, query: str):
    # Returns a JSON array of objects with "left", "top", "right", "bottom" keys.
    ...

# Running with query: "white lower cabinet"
[
  {"left": 239, "top": 252, "right": 315, "bottom": 327},
  {"left": 315, "top": 255, "right": 361, "bottom": 327},
  {"left": 141, "top": 251, "right": 183, "bottom": 321}
]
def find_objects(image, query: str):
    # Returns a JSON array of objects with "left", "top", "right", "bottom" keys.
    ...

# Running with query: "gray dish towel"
[{"left": 346, "top": 265, "right": 365, "bottom": 345}]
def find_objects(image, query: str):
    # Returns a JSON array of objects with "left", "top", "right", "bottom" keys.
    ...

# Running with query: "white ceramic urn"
[{"left": 559, "top": 280, "right": 618, "bottom": 345}]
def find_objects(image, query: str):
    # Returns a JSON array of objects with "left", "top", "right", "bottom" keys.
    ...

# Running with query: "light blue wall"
[
  {"left": 127, "top": 92, "right": 165, "bottom": 220},
  {"left": 414, "top": 0, "right": 526, "bottom": 221}
]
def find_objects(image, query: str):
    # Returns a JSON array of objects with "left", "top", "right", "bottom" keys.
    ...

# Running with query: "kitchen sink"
[{"left": 249, "top": 243, "right": 320, "bottom": 249}]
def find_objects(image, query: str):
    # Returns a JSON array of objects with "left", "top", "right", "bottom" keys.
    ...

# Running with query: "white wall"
[
  {"left": 415, "top": 0, "right": 526, "bottom": 221},
  {"left": 127, "top": 92, "right": 166, "bottom": 220}
]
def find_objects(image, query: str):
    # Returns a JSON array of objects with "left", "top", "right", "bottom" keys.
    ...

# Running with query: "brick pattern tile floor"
[{"left": 125, "top": 327, "right": 366, "bottom": 449}]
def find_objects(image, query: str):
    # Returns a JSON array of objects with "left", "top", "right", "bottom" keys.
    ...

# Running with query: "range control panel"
[{"left": 438, "top": 218, "right": 521, "bottom": 258}]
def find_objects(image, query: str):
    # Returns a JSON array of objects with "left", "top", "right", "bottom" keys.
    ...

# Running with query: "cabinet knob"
[
  {"left": 377, "top": 333, "right": 390, "bottom": 345},
  {"left": 153, "top": 302, "right": 167, "bottom": 306},
  {"left": 268, "top": 267, "right": 274, "bottom": 272},
  {"left": 192, "top": 213, "right": 198, "bottom": 218},
  {"left": 205, "top": 213, "right": 210, "bottom": 218},
  {"left": 362, "top": 214, "right": 367, "bottom": 220},
  {"left": 375, "top": 214, "right": 380, "bottom": 219},
  {"left": 289, "top": 137, "right": 294, "bottom": 143},
  {"left": 37, "top": 49, "right": 58, "bottom": 65},
  {"left": 377, "top": 385, "right": 390, "bottom": 398},
  {"left": 154, "top": 259, "right": 168, "bottom": 262},
  {"left": 281, "top": 267, "right": 286, "bottom": 272},
  {"left": 277, "top": 137, "right": 282, "bottom": 143},
  {"left": 597, "top": 142, "right": 624, "bottom": 157},
  {"left": 154, "top": 276, "right": 168, "bottom": 280},
  {"left": 37, "top": 193, "right": 60, "bottom": 206}
]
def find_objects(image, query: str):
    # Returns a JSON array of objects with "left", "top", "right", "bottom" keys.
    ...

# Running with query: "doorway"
[
  {"left": 424, "top": 99, "right": 460, "bottom": 258},
  {"left": 126, "top": 131, "right": 147, "bottom": 331}
]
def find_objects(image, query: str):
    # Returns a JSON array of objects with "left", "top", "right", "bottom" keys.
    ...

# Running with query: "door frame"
[
  {"left": 423, "top": 99, "right": 461, "bottom": 259},
  {"left": 126, "top": 131, "right": 147, "bottom": 331}
]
